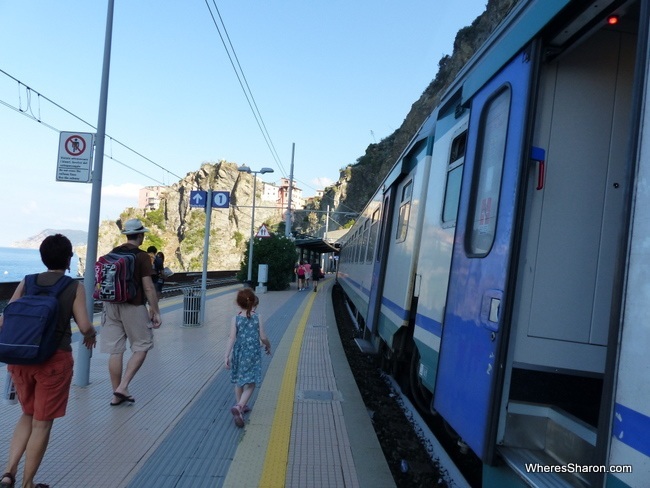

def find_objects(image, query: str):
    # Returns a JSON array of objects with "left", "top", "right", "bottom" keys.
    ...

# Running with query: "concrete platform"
[{"left": 0, "top": 277, "right": 395, "bottom": 487}]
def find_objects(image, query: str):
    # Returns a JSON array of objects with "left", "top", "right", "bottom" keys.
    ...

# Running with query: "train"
[{"left": 336, "top": 0, "right": 649, "bottom": 486}]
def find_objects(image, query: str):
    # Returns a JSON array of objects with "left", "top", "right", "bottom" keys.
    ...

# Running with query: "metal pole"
[
  {"left": 247, "top": 174, "right": 257, "bottom": 284},
  {"left": 75, "top": 0, "right": 114, "bottom": 387},
  {"left": 200, "top": 189, "right": 212, "bottom": 324},
  {"left": 285, "top": 143, "right": 295, "bottom": 237},
  {"left": 325, "top": 204, "right": 330, "bottom": 240}
]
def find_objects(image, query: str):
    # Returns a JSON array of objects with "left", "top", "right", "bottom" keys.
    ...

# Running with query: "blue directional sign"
[
  {"left": 190, "top": 190, "right": 207, "bottom": 208},
  {"left": 212, "top": 191, "right": 230, "bottom": 208}
]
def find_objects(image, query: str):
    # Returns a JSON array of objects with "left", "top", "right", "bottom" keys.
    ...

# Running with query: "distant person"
[
  {"left": 154, "top": 252, "right": 165, "bottom": 299},
  {"left": 146, "top": 246, "right": 160, "bottom": 296},
  {"left": 312, "top": 261, "right": 322, "bottom": 292},
  {"left": 295, "top": 261, "right": 306, "bottom": 291},
  {"left": 224, "top": 288, "right": 271, "bottom": 428},
  {"left": 303, "top": 261, "right": 312, "bottom": 289},
  {"left": 0, "top": 234, "right": 96, "bottom": 488},
  {"left": 101, "top": 219, "right": 162, "bottom": 407}
]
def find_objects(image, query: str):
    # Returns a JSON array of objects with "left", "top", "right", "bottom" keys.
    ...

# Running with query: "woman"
[{"left": 0, "top": 234, "right": 96, "bottom": 488}]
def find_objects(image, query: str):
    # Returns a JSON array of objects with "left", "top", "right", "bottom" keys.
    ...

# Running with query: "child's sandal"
[{"left": 231, "top": 404, "right": 244, "bottom": 427}]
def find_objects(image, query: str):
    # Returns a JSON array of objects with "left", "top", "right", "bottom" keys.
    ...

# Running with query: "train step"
[
  {"left": 354, "top": 338, "right": 378, "bottom": 354},
  {"left": 499, "top": 401, "right": 597, "bottom": 487}
]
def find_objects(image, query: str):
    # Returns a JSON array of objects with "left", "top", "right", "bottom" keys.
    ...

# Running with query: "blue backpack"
[{"left": 0, "top": 274, "right": 74, "bottom": 365}]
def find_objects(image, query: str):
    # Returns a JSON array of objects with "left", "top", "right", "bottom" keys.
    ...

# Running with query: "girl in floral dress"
[{"left": 224, "top": 288, "right": 271, "bottom": 427}]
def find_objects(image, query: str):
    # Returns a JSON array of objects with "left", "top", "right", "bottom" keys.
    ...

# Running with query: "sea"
[{"left": 0, "top": 247, "right": 81, "bottom": 283}]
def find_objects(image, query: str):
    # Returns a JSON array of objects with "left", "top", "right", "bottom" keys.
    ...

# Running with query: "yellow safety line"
[{"left": 260, "top": 291, "right": 317, "bottom": 487}]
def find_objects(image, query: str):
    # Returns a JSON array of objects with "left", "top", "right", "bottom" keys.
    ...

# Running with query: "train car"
[{"left": 337, "top": 0, "right": 650, "bottom": 486}]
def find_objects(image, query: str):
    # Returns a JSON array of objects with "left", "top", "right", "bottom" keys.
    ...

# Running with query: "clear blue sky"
[{"left": 0, "top": 0, "right": 489, "bottom": 246}]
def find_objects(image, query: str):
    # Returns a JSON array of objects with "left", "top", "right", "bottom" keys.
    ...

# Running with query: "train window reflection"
[
  {"left": 396, "top": 180, "right": 413, "bottom": 242},
  {"left": 468, "top": 87, "right": 510, "bottom": 256},
  {"left": 443, "top": 130, "right": 467, "bottom": 224},
  {"left": 367, "top": 208, "right": 380, "bottom": 263}
]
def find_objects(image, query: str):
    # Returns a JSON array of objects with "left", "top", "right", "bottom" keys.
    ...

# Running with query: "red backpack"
[{"left": 93, "top": 249, "right": 141, "bottom": 302}]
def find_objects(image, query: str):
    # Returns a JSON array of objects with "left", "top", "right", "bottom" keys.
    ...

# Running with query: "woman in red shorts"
[{"left": 0, "top": 234, "right": 96, "bottom": 488}]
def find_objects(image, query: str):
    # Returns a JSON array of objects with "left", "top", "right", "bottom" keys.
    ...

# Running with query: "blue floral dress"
[{"left": 230, "top": 312, "right": 262, "bottom": 386}]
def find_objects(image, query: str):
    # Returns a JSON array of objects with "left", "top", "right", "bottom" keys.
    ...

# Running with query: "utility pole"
[
  {"left": 76, "top": 0, "right": 114, "bottom": 387},
  {"left": 285, "top": 143, "right": 295, "bottom": 237}
]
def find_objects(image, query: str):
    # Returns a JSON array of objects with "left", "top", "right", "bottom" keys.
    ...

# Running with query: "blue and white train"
[{"left": 337, "top": 0, "right": 650, "bottom": 486}]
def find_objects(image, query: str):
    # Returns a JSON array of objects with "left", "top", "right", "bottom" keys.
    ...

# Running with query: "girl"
[{"left": 224, "top": 288, "right": 271, "bottom": 427}]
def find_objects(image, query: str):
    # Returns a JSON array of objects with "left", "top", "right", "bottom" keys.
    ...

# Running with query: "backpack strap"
[{"left": 24, "top": 274, "right": 75, "bottom": 297}]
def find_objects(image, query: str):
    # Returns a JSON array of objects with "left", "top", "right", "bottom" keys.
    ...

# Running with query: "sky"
[{"left": 0, "top": 0, "right": 490, "bottom": 247}]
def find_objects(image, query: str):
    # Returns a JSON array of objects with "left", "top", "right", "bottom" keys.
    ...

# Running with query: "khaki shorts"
[
  {"left": 9, "top": 349, "right": 74, "bottom": 421},
  {"left": 100, "top": 302, "right": 154, "bottom": 354}
]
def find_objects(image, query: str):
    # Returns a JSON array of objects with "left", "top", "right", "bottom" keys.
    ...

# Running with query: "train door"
[
  {"left": 433, "top": 47, "right": 534, "bottom": 463},
  {"left": 365, "top": 189, "right": 395, "bottom": 335}
]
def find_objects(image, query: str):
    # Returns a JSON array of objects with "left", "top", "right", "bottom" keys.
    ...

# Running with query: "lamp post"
[{"left": 238, "top": 164, "right": 274, "bottom": 285}]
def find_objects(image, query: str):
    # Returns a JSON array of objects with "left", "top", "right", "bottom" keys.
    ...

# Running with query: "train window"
[
  {"left": 361, "top": 220, "right": 370, "bottom": 263},
  {"left": 367, "top": 207, "right": 380, "bottom": 263},
  {"left": 442, "top": 131, "right": 467, "bottom": 224},
  {"left": 396, "top": 180, "right": 413, "bottom": 242},
  {"left": 376, "top": 195, "right": 389, "bottom": 262},
  {"left": 353, "top": 230, "right": 360, "bottom": 263},
  {"left": 450, "top": 130, "right": 467, "bottom": 163},
  {"left": 467, "top": 87, "right": 510, "bottom": 256}
]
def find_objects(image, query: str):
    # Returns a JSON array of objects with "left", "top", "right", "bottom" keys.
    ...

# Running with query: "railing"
[{"left": 0, "top": 271, "right": 240, "bottom": 313}]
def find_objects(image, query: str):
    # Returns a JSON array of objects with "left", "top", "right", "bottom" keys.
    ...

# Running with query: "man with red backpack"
[{"left": 99, "top": 219, "right": 162, "bottom": 407}]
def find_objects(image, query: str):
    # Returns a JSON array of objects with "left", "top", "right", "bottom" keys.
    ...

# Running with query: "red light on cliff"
[{"left": 607, "top": 15, "right": 620, "bottom": 25}]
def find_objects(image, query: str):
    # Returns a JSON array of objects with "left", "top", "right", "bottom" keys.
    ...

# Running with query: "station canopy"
[{"left": 293, "top": 233, "right": 340, "bottom": 254}]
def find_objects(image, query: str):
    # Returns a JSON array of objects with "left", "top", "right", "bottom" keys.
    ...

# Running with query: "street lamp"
[{"left": 238, "top": 164, "right": 274, "bottom": 285}]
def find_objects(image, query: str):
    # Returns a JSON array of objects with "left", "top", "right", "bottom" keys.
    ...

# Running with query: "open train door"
[{"left": 434, "top": 47, "right": 534, "bottom": 463}]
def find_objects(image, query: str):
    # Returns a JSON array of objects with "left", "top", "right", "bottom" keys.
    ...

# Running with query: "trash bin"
[{"left": 182, "top": 286, "right": 201, "bottom": 327}]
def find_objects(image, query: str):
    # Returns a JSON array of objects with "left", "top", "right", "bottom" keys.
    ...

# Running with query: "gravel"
[{"left": 332, "top": 283, "right": 448, "bottom": 488}]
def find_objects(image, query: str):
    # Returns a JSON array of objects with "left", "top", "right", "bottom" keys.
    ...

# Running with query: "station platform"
[{"left": 0, "top": 277, "right": 396, "bottom": 488}]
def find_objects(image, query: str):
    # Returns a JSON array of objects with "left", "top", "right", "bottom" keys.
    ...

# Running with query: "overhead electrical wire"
[
  {"left": 203, "top": 0, "right": 286, "bottom": 177},
  {"left": 0, "top": 68, "right": 184, "bottom": 185}
]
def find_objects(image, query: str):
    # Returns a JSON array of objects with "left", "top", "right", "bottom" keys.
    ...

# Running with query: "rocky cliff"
[
  {"left": 295, "top": 0, "right": 519, "bottom": 234},
  {"left": 77, "top": 161, "right": 283, "bottom": 274}
]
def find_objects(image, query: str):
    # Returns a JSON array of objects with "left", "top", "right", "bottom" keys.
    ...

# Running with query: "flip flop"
[
  {"left": 110, "top": 397, "right": 127, "bottom": 406},
  {"left": 113, "top": 392, "right": 135, "bottom": 403},
  {"left": 0, "top": 472, "right": 15, "bottom": 488}
]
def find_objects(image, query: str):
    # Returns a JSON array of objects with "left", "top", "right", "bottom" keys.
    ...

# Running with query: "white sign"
[{"left": 57, "top": 131, "right": 94, "bottom": 183}]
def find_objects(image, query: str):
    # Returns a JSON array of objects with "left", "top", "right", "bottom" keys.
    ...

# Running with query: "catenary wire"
[
  {"left": 0, "top": 68, "right": 184, "bottom": 183},
  {"left": 203, "top": 0, "right": 286, "bottom": 177}
]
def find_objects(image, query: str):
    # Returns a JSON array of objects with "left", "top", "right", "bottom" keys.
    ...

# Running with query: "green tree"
[{"left": 238, "top": 235, "right": 298, "bottom": 290}]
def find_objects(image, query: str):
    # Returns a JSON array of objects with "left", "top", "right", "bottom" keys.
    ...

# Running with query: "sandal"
[
  {"left": 230, "top": 404, "right": 244, "bottom": 428},
  {"left": 0, "top": 472, "right": 15, "bottom": 488},
  {"left": 34, "top": 484, "right": 49, "bottom": 488}
]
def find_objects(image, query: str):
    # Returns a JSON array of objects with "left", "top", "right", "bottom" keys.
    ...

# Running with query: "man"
[{"left": 100, "top": 219, "right": 161, "bottom": 407}]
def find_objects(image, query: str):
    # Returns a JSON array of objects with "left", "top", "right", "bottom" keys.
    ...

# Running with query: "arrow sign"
[
  {"left": 190, "top": 190, "right": 207, "bottom": 208},
  {"left": 212, "top": 191, "right": 230, "bottom": 208}
]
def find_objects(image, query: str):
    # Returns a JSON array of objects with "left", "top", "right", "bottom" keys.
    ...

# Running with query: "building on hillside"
[
  {"left": 139, "top": 186, "right": 167, "bottom": 211},
  {"left": 276, "top": 178, "right": 305, "bottom": 210},
  {"left": 261, "top": 181, "right": 279, "bottom": 203}
]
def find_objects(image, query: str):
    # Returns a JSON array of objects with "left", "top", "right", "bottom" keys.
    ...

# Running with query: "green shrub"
[{"left": 238, "top": 235, "right": 297, "bottom": 290}]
